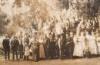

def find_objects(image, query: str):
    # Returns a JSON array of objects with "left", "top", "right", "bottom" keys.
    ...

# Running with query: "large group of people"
[{"left": 2, "top": 29, "right": 100, "bottom": 62}]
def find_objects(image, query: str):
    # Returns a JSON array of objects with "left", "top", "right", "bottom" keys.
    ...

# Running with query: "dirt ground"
[{"left": 0, "top": 57, "right": 100, "bottom": 65}]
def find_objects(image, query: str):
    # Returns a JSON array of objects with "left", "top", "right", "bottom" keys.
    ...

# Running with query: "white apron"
[
  {"left": 73, "top": 36, "right": 84, "bottom": 57},
  {"left": 24, "top": 45, "right": 30, "bottom": 56},
  {"left": 87, "top": 35, "right": 97, "bottom": 55}
]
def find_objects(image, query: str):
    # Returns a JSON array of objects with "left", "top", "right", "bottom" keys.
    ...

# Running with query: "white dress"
[
  {"left": 96, "top": 37, "right": 100, "bottom": 54},
  {"left": 73, "top": 36, "right": 85, "bottom": 57},
  {"left": 87, "top": 35, "right": 97, "bottom": 55},
  {"left": 24, "top": 45, "right": 30, "bottom": 56}
]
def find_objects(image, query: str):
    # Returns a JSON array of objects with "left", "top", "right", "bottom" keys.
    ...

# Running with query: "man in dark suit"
[
  {"left": 2, "top": 34, "right": 10, "bottom": 60},
  {"left": 65, "top": 32, "right": 74, "bottom": 58},
  {"left": 18, "top": 41, "right": 24, "bottom": 59},
  {"left": 11, "top": 36, "right": 19, "bottom": 60}
]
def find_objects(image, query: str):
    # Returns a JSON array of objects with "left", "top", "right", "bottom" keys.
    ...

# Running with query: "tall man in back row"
[{"left": 2, "top": 34, "right": 10, "bottom": 60}]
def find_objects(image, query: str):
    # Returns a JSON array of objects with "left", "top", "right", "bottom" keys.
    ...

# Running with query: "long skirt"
[
  {"left": 96, "top": 37, "right": 100, "bottom": 54},
  {"left": 32, "top": 46, "right": 39, "bottom": 61},
  {"left": 24, "top": 47, "right": 30, "bottom": 56},
  {"left": 88, "top": 40, "right": 98, "bottom": 55},
  {"left": 39, "top": 44, "right": 45, "bottom": 59},
  {"left": 73, "top": 42, "right": 84, "bottom": 57}
]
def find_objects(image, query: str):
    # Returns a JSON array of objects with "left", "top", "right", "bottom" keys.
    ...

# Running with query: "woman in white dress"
[
  {"left": 73, "top": 33, "right": 85, "bottom": 57},
  {"left": 96, "top": 33, "right": 100, "bottom": 55},
  {"left": 86, "top": 32, "right": 98, "bottom": 55}
]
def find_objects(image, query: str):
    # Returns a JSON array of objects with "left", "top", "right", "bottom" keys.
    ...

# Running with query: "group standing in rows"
[{"left": 2, "top": 30, "right": 100, "bottom": 62}]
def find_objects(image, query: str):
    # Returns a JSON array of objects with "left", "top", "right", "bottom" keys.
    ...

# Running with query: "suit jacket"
[
  {"left": 2, "top": 38, "right": 10, "bottom": 51},
  {"left": 11, "top": 39, "right": 19, "bottom": 51}
]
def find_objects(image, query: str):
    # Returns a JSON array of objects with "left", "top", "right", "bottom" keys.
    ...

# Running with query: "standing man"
[
  {"left": 44, "top": 35, "right": 50, "bottom": 59},
  {"left": 49, "top": 33, "right": 56, "bottom": 59},
  {"left": 2, "top": 34, "right": 10, "bottom": 60},
  {"left": 11, "top": 36, "right": 19, "bottom": 60},
  {"left": 69, "top": 32, "right": 74, "bottom": 58},
  {"left": 18, "top": 32, "right": 24, "bottom": 60},
  {"left": 18, "top": 37, "right": 24, "bottom": 60}
]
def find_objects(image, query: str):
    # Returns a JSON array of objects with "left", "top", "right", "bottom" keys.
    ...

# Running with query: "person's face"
[
  {"left": 66, "top": 34, "right": 69, "bottom": 38},
  {"left": 70, "top": 32, "right": 73, "bottom": 37}
]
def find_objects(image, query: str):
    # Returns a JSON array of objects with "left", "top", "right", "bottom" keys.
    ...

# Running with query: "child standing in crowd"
[
  {"left": 24, "top": 43, "right": 30, "bottom": 60},
  {"left": 24, "top": 35, "right": 30, "bottom": 60}
]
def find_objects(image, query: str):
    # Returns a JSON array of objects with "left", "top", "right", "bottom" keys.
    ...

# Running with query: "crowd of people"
[{"left": 2, "top": 29, "right": 100, "bottom": 62}]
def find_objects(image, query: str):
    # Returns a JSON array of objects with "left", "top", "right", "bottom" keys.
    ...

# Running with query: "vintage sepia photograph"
[{"left": 0, "top": 0, "right": 100, "bottom": 65}]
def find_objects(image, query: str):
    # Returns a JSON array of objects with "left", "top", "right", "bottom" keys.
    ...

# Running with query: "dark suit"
[
  {"left": 65, "top": 37, "right": 74, "bottom": 58},
  {"left": 2, "top": 38, "right": 10, "bottom": 60},
  {"left": 11, "top": 38, "right": 19, "bottom": 60},
  {"left": 44, "top": 38, "right": 51, "bottom": 59},
  {"left": 18, "top": 43, "right": 24, "bottom": 59},
  {"left": 48, "top": 40, "right": 56, "bottom": 58}
]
